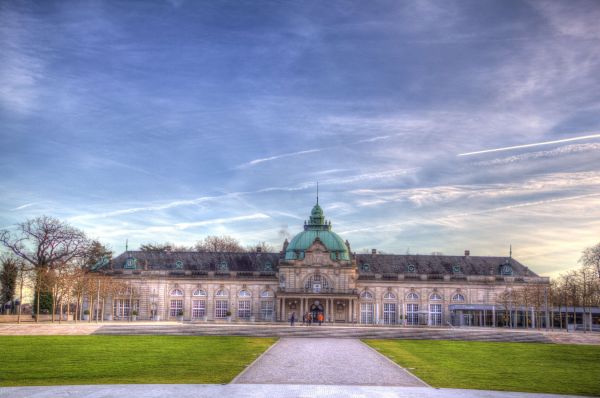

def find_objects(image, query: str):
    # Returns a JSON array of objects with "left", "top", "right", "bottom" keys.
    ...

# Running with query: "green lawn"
[
  {"left": 364, "top": 339, "right": 600, "bottom": 396},
  {"left": 0, "top": 335, "right": 276, "bottom": 386}
]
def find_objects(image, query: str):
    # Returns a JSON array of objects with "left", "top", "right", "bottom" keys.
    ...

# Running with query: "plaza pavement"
[
  {"left": 1, "top": 321, "right": 600, "bottom": 345},
  {"left": 0, "top": 384, "right": 588, "bottom": 398}
]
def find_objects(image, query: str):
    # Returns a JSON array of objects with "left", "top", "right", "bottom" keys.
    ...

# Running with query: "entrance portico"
[{"left": 278, "top": 293, "right": 358, "bottom": 323}]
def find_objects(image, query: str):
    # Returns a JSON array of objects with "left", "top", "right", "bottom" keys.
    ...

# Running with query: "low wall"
[{"left": 0, "top": 314, "right": 74, "bottom": 323}]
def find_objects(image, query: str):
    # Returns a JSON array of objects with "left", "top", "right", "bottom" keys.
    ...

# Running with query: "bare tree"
[
  {"left": 195, "top": 236, "right": 245, "bottom": 253},
  {"left": 15, "top": 259, "right": 33, "bottom": 323},
  {"left": 84, "top": 240, "right": 113, "bottom": 268},
  {"left": 497, "top": 289, "right": 515, "bottom": 328},
  {"left": 580, "top": 242, "right": 600, "bottom": 280},
  {"left": 0, "top": 216, "right": 89, "bottom": 270},
  {"left": 139, "top": 242, "right": 190, "bottom": 252},
  {"left": 1, "top": 216, "right": 90, "bottom": 322},
  {"left": 247, "top": 241, "right": 276, "bottom": 253}
]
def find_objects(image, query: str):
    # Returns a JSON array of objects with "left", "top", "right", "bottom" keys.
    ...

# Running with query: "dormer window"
[
  {"left": 501, "top": 263, "right": 513, "bottom": 275},
  {"left": 124, "top": 257, "right": 137, "bottom": 269},
  {"left": 360, "top": 263, "right": 370, "bottom": 272},
  {"left": 175, "top": 260, "right": 183, "bottom": 269},
  {"left": 218, "top": 261, "right": 228, "bottom": 271},
  {"left": 407, "top": 264, "right": 416, "bottom": 273},
  {"left": 263, "top": 262, "right": 273, "bottom": 271},
  {"left": 452, "top": 264, "right": 461, "bottom": 274}
]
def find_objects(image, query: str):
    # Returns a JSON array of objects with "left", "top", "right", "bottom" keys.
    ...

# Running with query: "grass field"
[
  {"left": 0, "top": 335, "right": 276, "bottom": 386},
  {"left": 364, "top": 339, "right": 600, "bottom": 396}
]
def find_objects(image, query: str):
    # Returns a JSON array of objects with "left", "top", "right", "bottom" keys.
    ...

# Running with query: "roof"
[
  {"left": 109, "top": 250, "right": 537, "bottom": 277},
  {"left": 111, "top": 251, "right": 279, "bottom": 272},
  {"left": 355, "top": 254, "right": 537, "bottom": 277},
  {"left": 285, "top": 202, "right": 350, "bottom": 261}
]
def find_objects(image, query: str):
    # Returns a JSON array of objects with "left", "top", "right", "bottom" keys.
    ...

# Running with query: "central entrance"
[{"left": 309, "top": 299, "right": 324, "bottom": 322}]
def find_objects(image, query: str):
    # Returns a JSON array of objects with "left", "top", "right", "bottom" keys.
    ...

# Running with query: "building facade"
[{"left": 100, "top": 201, "right": 550, "bottom": 327}]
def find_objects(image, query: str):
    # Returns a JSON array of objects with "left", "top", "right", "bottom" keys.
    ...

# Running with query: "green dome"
[{"left": 285, "top": 203, "right": 350, "bottom": 261}]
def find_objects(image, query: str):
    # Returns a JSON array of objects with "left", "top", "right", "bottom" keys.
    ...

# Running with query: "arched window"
[
  {"left": 406, "top": 292, "right": 419, "bottom": 300},
  {"left": 360, "top": 291, "right": 374, "bottom": 299},
  {"left": 192, "top": 290, "right": 207, "bottom": 319},
  {"left": 304, "top": 274, "right": 329, "bottom": 293},
  {"left": 430, "top": 293, "right": 442, "bottom": 301},
  {"left": 214, "top": 290, "right": 229, "bottom": 318},
  {"left": 170, "top": 288, "right": 184, "bottom": 297},
  {"left": 452, "top": 293, "right": 465, "bottom": 302},
  {"left": 383, "top": 292, "right": 396, "bottom": 300},
  {"left": 260, "top": 290, "right": 274, "bottom": 298},
  {"left": 238, "top": 290, "right": 251, "bottom": 297}
]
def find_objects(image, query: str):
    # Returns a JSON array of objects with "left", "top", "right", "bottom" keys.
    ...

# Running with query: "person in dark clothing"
[{"left": 290, "top": 312, "right": 296, "bottom": 326}]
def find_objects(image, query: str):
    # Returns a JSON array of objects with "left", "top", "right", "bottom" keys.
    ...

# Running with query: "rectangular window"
[
  {"left": 238, "top": 300, "right": 251, "bottom": 318},
  {"left": 215, "top": 300, "right": 228, "bottom": 318},
  {"left": 113, "top": 299, "right": 139, "bottom": 319},
  {"left": 360, "top": 303, "right": 374, "bottom": 324},
  {"left": 430, "top": 304, "right": 442, "bottom": 326},
  {"left": 170, "top": 300, "right": 183, "bottom": 317},
  {"left": 383, "top": 303, "right": 396, "bottom": 325},
  {"left": 260, "top": 300, "right": 274, "bottom": 321},
  {"left": 192, "top": 300, "right": 206, "bottom": 318},
  {"left": 406, "top": 303, "right": 419, "bottom": 325}
]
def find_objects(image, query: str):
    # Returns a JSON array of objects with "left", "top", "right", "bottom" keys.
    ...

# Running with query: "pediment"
[{"left": 306, "top": 238, "right": 328, "bottom": 253}]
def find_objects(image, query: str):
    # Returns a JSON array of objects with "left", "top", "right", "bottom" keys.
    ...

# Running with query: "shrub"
[
  {"left": 83, "top": 309, "right": 90, "bottom": 315},
  {"left": 177, "top": 309, "right": 184, "bottom": 316},
  {"left": 132, "top": 310, "right": 138, "bottom": 316}
]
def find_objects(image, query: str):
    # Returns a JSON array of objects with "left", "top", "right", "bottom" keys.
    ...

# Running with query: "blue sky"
[{"left": 1, "top": 0, "right": 600, "bottom": 277}]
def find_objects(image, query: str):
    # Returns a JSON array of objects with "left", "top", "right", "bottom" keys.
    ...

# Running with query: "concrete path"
[
  {"left": 233, "top": 337, "right": 426, "bottom": 386},
  {"left": 0, "top": 384, "right": 586, "bottom": 398},
  {"left": 2, "top": 322, "right": 600, "bottom": 345}
]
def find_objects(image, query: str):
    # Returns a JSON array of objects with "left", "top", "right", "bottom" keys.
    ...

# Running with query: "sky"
[{"left": 1, "top": 0, "right": 600, "bottom": 278}]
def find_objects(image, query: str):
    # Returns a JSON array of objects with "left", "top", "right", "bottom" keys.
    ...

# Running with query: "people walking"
[
  {"left": 290, "top": 311, "right": 296, "bottom": 326},
  {"left": 307, "top": 312, "right": 312, "bottom": 326},
  {"left": 317, "top": 312, "right": 323, "bottom": 326}
]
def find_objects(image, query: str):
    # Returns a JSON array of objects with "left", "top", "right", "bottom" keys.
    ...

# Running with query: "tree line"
[{"left": 0, "top": 215, "right": 273, "bottom": 322}]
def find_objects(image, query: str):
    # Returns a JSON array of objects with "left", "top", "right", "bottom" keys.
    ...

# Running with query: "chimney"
[
  {"left": 464, "top": 250, "right": 470, "bottom": 257},
  {"left": 372, "top": 249, "right": 377, "bottom": 255}
]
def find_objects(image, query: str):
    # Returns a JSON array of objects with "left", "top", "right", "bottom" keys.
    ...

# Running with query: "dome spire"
[{"left": 316, "top": 181, "right": 319, "bottom": 205}]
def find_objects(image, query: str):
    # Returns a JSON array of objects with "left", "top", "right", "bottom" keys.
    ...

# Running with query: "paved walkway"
[
  {"left": 2, "top": 322, "right": 599, "bottom": 345},
  {"left": 0, "top": 384, "right": 585, "bottom": 398},
  {"left": 233, "top": 337, "right": 426, "bottom": 386}
]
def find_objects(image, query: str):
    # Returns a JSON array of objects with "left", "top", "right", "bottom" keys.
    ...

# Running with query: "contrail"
[
  {"left": 458, "top": 133, "right": 600, "bottom": 156},
  {"left": 237, "top": 149, "right": 322, "bottom": 168}
]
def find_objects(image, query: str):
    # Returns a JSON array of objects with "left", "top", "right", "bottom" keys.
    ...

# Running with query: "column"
[
  {"left": 330, "top": 298, "right": 334, "bottom": 322},
  {"left": 278, "top": 298, "right": 282, "bottom": 321}
]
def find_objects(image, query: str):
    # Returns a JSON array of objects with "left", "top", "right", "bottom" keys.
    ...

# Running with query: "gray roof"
[
  {"left": 355, "top": 254, "right": 536, "bottom": 277},
  {"left": 110, "top": 251, "right": 536, "bottom": 277},
  {"left": 111, "top": 251, "right": 280, "bottom": 272}
]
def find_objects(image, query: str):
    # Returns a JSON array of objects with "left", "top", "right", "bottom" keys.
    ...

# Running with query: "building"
[{"left": 100, "top": 200, "right": 551, "bottom": 327}]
